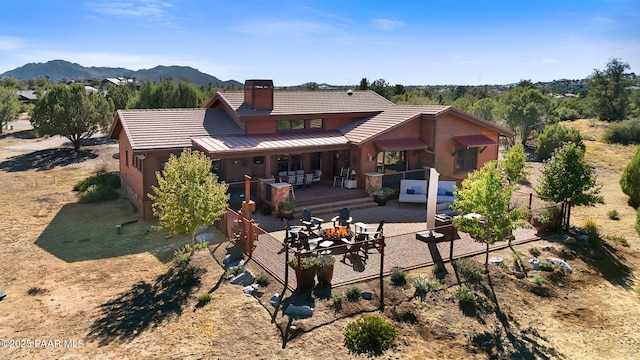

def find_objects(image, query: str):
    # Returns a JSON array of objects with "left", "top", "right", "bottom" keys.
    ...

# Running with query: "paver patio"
[{"left": 247, "top": 200, "right": 540, "bottom": 290}]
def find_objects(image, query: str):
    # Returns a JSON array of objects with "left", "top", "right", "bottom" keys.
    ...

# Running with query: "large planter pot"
[
  {"left": 374, "top": 196, "right": 387, "bottom": 206},
  {"left": 295, "top": 267, "right": 317, "bottom": 291},
  {"left": 317, "top": 265, "right": 334, "bottom": 285}
]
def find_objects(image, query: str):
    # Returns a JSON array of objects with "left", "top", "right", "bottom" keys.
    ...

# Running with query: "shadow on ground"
[
  {"left": 87, "top": 265, "right": 204, "bottom": 346},
  {"left": 0, "top": 148, "right": 98, "bottom": 172},
  {"left": 0, "top": 129, "right": 37, "bottom": 139},
  {"left": 34, "top": 199, "right": 192, "bottom": 263}
]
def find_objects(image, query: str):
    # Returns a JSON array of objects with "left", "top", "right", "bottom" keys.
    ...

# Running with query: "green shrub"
[
  {"left": 330, "top": 294, "right": 343, "bottom": 311},
  {"left": 453, "top": 259, "right": 484, "bottom": 282},
  {"left": 529, "top": 247, "right": 541, "bottom": 258},
  {"left": 317, "top": 254, "right": 335, "bottom": 267},
  {"left": 224, "top": 265, "right": 246, "bottom": 279},
  {"left": 621, "top": 146, "right": 640, "bottom": 207},
  {"left": 607, "top": 209, "right": 620, "bottom": 220},
  {"left": 539, "top": 261, "right": 554, "bottom": 272},
  {"left": 636, "top": 209, "right": 640, "bottom": 236},
  {"left": 535, "top": 123, "right": 584, "bottom": 161},
  {"left": 413, "top": 276, "right": 442, "bottom": 299},
  {"left": 287, "top": 256, "right": 319, "bottom": 271},
  {"left": 345, "top": 286, "right": 362, "bottom": 302},
  {"left": 73, "top": 172, "right": 121, "bottom": 191},
  {"left": 255, "top": 273, "right": 270, "bottom": 287},
  {"left": 603, "top": 118, "right": 640, "bottom": 145},
  {"left": 177, "top": 266, "right": 205, "bottom": 288},
  {"left": 343, "top": 315, "right": 398, "bottom": 354},
  {"left": 432, "top": 261, "right": 447, "bottom": 276},
  {"left": 389, "top": 267, "right": 407, "bottom": 285},
  {"left": 197, "top": 293, "right": 212, "bottom": 304},
  {"left": 532, "top": 274, "right": 544, "bottom": 286},
  {"left": 604, "top": 234, "right": 630, "bottom": 247},
  {"left": 582, "top": 219, "right": 601, "bottom": 247},
  {"left": 78, "top": 184, "right": 119, "bottom": 203},
  {"left": 173, "top": 242, "right": 208, "bottom": 265},
  {"left": 456, "top": 286, "right": 476, "bottom": 304}
]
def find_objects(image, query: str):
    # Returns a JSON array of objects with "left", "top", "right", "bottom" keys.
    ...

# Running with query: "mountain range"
[{"left": 1, "top": 60, "right": 243, "bottom": 88}]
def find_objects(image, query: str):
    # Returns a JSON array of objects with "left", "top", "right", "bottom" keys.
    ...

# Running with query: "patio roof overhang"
[
  {"left": 373, "top": 138, "right": 428, "bottom": 152},
  {"left": 452, "top": 134, "right": 496, "bottom": 148},
  {"left": 191, "top": 130, "right": 350, "bottom": 154}
]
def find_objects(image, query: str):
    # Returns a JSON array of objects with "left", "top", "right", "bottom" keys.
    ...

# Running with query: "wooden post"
[
  {"left": 248, "top": 219, "right": 254, "bottom": 258},
  {"left": 449, "top": 227, "right": 455, "bottom": 261},
  {"left": 379, "top": 236, "right": 385, "bottom": 311},
  {"left": 528, "top": 192, "right": 533, "bottom": 210},
  {"left": 284, "top": 244, "right": 290, "bottom": 293}
]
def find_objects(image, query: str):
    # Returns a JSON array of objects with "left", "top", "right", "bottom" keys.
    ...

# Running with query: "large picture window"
[
  {"left": 455, "top": 147, "right": 477, "bottom": 172},
  {"left": 277, "top": 119, "right": 323, "bottom": 131},
  {"left": 376, "top": 150, "right": 407, "bottom": 173}
]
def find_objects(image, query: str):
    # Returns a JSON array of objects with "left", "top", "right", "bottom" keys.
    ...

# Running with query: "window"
[
  {"left": 276, "top": 119, "right": 323, "bottom": 131},
  {"left": 376, "top": 150, "right": 407, "bottom": 173},
  {"left": 125, "top": 150, "right": 129, "bottom": 167},
  {"left": 133, "top": 155, "right": 143, "bottom": 171},
  {"left": 277, "top": 154, "right": 302, "bottom": 172},
  {"left": 310, "top": 152, "right": 321, "bottom": 170},
  {"left": 455, "top": 147, "right": 477, "bottom": 172}
]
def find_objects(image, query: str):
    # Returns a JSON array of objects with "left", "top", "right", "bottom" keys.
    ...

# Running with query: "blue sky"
[{"left": 1, "top": 0, "right": 638, "bottom": 86}]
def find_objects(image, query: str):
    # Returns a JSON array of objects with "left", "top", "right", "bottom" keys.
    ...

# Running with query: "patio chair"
[
  {"left": 331, "top": 207, "right": 353, "bottom": 229},
  {"left": 360, "top": 220, "right": 384, "bottom": 253},
  {"left": 332, "top": 167, "right": 349, "bottom": 187},
  {"left": 300, "top": 209, "right": 324, "bottom": 235},
  {"left": 304, "top": 173, "right": 313, "bottom": 187},
  {"left": 312, "top": 170, "right": 322, "bottom": 183},
  {"left": 283, "top": 219, "right": 304, "bottom": 248},
  {"left": 342, "top": 235, "right": 368, "bottom": 264},
  {"left": 295, "top": 173, "right": 305, "bottom": 187}
]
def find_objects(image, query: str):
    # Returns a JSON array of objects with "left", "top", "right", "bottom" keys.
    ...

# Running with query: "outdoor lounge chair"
[
  {"left": 283, "top": 219, "right": 304, "bottom": 248},
  {"left": 331, "top": 207, "right": 353, "bottom": 229},
  {"left": 333, "top": 167, "right": 349, "bottom": 187},
  {"left": 300, "top": 209, "right": 324, "bottom": 235},
  {"left": 360, "top": 220, "right": 384, "bottom": 253}
]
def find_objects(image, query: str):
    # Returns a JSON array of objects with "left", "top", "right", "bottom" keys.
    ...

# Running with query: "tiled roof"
[
  {"left": 374, "top": 138, "right": 429, "bottom": 151},
  {"left": 113, "top": 108, "right": 244, "bottom": 151},
  {"left": 192, "top": 130, "right": 348, "bottom": 154},
  {"left": 340, "top": 105, "right": 449, "bottom": 144},
  {"left": 216, "top": 90, "right": 392, "bottom": 116}
]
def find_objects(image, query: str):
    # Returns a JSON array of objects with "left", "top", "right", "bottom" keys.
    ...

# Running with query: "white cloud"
[
  {"left": 0, "top": 36, "right": 25, "bottom": 51},
  {"left": 541, "top": 59, "right": 558, "bottom": 64},
  {"left": 87, "top": 0, "right": 175, "bottom": 18},
  {"left": 594, "top": 16, "right": 614, "bottom": 24},
  {"left": 370, "top": 18, "right": 404, "bottom": 31}
]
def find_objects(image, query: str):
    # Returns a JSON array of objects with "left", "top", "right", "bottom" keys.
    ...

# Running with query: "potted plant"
[
  {"left": 279, "top": 201, "right": 295, "bottom": 219},
  {"left": 288, "top": 256, "right": 319, "bottom": 291},
  {"left": 532, "top": 206, "right": 562, "bottom": 234},
  {"left": 316, "top": 254, "right": 335, "bottom": 284},
  {"left": 373, "top": 187, "right": 394, "bottom": 206}
]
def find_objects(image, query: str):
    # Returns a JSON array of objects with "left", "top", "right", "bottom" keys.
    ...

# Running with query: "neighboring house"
[
  {"left": 16, "top": 90, "right": 37, "bottom": 104},
  {"left": 108, "top": 79, "right": 514, "bottom": 219}
]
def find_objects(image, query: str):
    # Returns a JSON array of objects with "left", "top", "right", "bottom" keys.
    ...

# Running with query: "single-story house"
[{"left": 108, "top": 79, "right": 514, "bottom": 219}]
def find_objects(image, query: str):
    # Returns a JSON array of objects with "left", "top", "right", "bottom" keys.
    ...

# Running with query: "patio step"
[{"left": 292, "top": 196, "right": 378, "bottom": 218}]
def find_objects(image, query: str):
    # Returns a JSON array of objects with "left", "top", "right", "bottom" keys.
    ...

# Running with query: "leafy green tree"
[
  {"left": 502, "top": 142, "right": 527, "bottom": 184},
  {"left": 358, "top": 78, "right": 369, "bottom": 90},
  {"left": 587, "top": 58, "right": 631, "bottom": 121},
  {"left": 148, "top": 149, "right": 229, "bottom": 249},
  {"left": 0, "top": 86, "right": 21, "bottom": 133},
  {"left": 494, "top": 81, "right": 549, "bottom": 144},
  {"left": 535, "top": 123, "right": 584, "bottom": 160},
  {"left": 451, "top": 161, "right": 529, "bottom": 270},
  {"left": 537, "top": 143, "right": 601, "bottom": 229},
  {"left": 470, "top": 97, "right": 497, "bottom": 122},
  {"left": 370, "top": 79, "right": 390, "bottom": 99},
  {"left": 134, "top": 79, "right": 203, "bottom": 108},
  {"left": 31, "top": 84, "right": 114, "bottom": 149},
  {"left": 105, "top": 83, "right": 135, "bottom": 110},
  {"left": 620, "top": 146, "right": 640, "bottom": 207}
]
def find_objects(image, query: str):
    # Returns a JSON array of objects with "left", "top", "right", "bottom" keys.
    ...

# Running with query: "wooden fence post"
[{"left": 379, "top": 236, "right": 385, "bottom": 312}]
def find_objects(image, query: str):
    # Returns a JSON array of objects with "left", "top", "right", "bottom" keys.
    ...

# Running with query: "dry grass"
[{"left": 0, "top": 122, "right": 639, "bottom": 359}]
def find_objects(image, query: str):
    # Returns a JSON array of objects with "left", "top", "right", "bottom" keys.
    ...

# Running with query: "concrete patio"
[{"left": 247, "top": 199, "right": 540, "bottom": 290}]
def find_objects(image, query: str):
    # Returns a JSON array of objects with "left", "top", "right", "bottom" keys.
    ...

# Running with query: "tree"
[
  {"left": 494, "top": 81, "right": 549, "bottom": 144},
  {"left": 0, "top": 86, "right": 20, "bottom": 133},
  {"left": 134, "top": 79, "right": 203, "bottom": 108},
  {"left": 370, "top": 79, "right": 390, "bottom": 98},
  {"left": 451, "top": 161, "right": 529, "bottom": 270},
  {"left": 537, "top": 143, "right": 602, "bottom": 230},
  {"left": 105, "top": 83, "right": 135, "bottom": 110},
  {"left": 587, "top": 58, "right": 631, "bottom": 121},
  {"left": 470, "top": 97, "right": 497, "bottom": 122},
  {"left": 148, "top": 149, "right": 229, "bottom": 249},
  {"left": 358, "top": 78, "right": 369, "bottom": 90},
  {"left": 535, "top": 123, "right": 584, "bottom": 161},
  {"left": 620, "top": 146, "right": 640, "bottom": 207},
  {"left": 31, "top": 84, "right": 114, "bottom": 149},
  {"left": 502, "top": 142, "right": 527, "bottom": 184}
]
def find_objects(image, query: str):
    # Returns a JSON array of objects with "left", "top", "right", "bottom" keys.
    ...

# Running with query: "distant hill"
[{"left": 1, "top": 60, "right": 243, "bottom": 88}]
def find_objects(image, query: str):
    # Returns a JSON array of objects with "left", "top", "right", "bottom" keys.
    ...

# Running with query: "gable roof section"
[
  {"left": 192, "top": 130, "right": 348, "bottom": 154},
  {"left": 211, "top": 90, "right": 392, "bottom": 116},
  {"left": 108, "top": 108, "right": 244, "bottom": 151},
  {"left": 340, "top": 105, "right": 449, "bottom": 144},
  {"left": 340, "top": 105, "right": 514, "bottom": 145}
]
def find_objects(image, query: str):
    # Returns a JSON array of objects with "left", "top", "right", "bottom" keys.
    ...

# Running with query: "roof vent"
[{"left": 347, "top": 89, "right": 353, "bottom": 96}]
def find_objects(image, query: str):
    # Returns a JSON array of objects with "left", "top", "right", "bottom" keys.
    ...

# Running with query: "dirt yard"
[{"left": 0, "top": 120, "right": 639, "bottom": 359}]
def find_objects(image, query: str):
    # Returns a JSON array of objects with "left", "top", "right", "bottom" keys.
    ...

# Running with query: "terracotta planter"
[
  {"left": 317, "top": 265, "right": 334, "bottom": 284},
  {"left": 294, "top": 267, "right": 317, "bottom": 291}
]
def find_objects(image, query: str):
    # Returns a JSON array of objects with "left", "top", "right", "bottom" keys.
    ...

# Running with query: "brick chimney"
[{"left": 244, "top": 79, "right": 274, "bottom": 110}]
